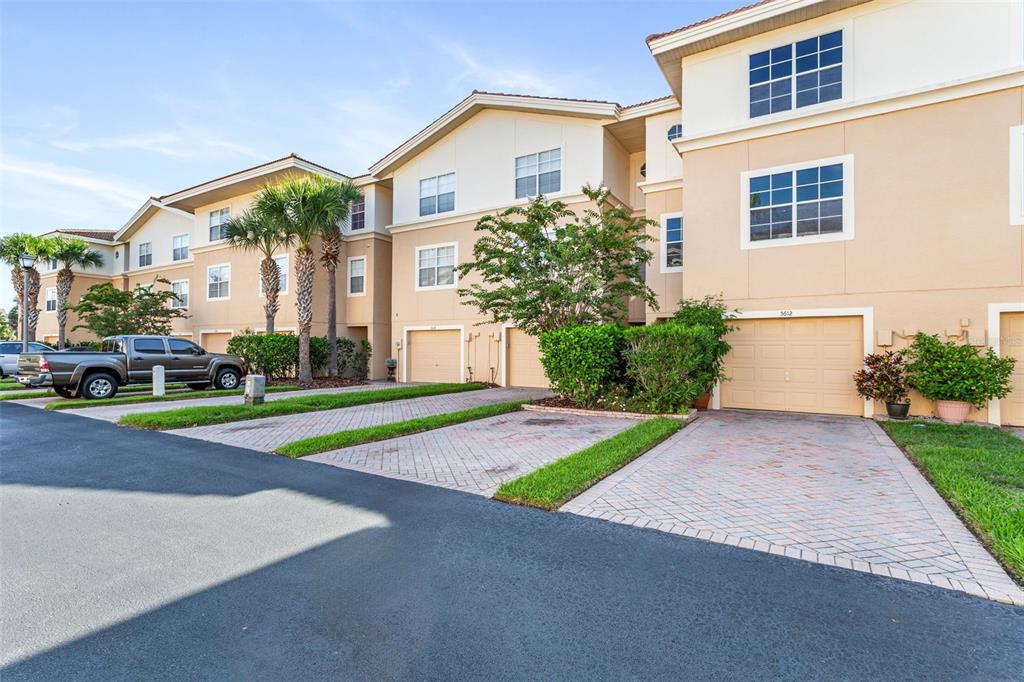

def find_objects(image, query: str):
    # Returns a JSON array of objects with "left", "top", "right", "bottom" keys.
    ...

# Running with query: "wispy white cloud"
[
  {"left": 52, "top": 132, "right": 189, "bottom": 158},
  {"left": 0, "top": 155, "right": 151, "bottom": 210},
  {"left": 436, "top": 41, "right": 566, "bottom": 96}
]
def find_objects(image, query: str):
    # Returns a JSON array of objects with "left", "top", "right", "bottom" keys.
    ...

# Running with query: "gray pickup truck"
[{"left": 17, "top": 335, "right": 246, "bottom": 400}]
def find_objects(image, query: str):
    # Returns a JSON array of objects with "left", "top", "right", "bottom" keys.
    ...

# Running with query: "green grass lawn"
[
  {"left": 46, "top": 384, "right": 301, "bottom": 410},
  {"left": 118, "top": 383, "right": 486, "bottom": 430},
  {"left": 494, "top": 417, "right": 683, "bottom": 510},
  {"left": 276, "top": 400, "right": 528, "bottom": 458},
  {"left": 0, "top": 389, "right": 52, "bottom": 400},
  {"left": 0, "top": 382, "right": 28, "bottom": 392},
  {"left": 881, "top": 420, "right": 1024, "bottom": 582}
]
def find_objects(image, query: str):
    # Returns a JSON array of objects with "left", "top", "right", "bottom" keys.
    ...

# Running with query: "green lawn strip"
[
  {"left": 881, "top": 420, "right": 1024, "bottom": 582},
  {"left": 119, "top": 383, "right": 187, "bottom": 394},
  {"left": 276, "top": 400, "right": 528, "bottom": 458},
  {"left": 0, "top": 383, "right": 28, "bottom": 391},
  {"left": 494, "top": 417, "right": 683, "bottom": 510},
  {"left": 46, "top": 384, "right": 301, "bottom": 411},
  {"left": 118, "top": 383, "right": 485, "bottom": 430},
  {"left": 0, "top": 389, "right": 53, "bottom": 400}
]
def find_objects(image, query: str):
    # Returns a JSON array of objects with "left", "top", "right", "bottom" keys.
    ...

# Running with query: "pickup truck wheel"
[
  {"left": 214, "top": 368, "right": 241, "bottom": 390},
  {"left": 81, "top": 373, "right": 118, "bottom": 400},
  {"left": 54, "top": 386, "right": 76, "bottom": 399},
  {"left": 187, "top": 382, "right": 211, "bottom": 390}
]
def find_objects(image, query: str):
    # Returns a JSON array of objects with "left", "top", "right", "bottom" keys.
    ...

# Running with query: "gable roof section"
[
  {"left": 159, "top": 153, "right": 352, "bottom": 211},
  {"left": 54, "top": 229, "right": 118, "bottom": 242},
  {"left": 646, "top": 0, "right": 870, "bottom": 99},
  {"left": 113, "top": 198, "right": 193, "bottom": 242},
  {"left": 368, "top": 90, "right": 622, "bottom": 178}
]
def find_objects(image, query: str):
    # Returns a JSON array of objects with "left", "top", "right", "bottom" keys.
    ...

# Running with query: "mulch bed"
[
  {"left": 534, "top": 396, "right": 582, "bottom": 410},
  {"left": 275, "top": 377, "right": 369, "bottom": 389}
]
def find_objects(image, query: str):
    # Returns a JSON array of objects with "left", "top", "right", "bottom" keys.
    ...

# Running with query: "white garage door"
[
  {"left": 721, "top": 316, "right": 864, "bottom": 416},
  {"left": 1001, "top": 312, "right": 1024, "bottom": 426},
  {"left": 506, "top": 328, "right": 547, "bottom": 388},
  {"left": 407, "top": 330, "right": 461, "bottom": 383}
]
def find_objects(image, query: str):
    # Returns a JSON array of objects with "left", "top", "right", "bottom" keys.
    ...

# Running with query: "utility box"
[
  {"left": 152, "top": 365, "right": 166, "bottom": 397},
  {"left": 244, "top": 375, "right": 266, "bottom": 406}
]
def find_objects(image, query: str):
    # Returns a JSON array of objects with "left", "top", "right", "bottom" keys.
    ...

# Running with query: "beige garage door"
[
  {"left": 507, "top": 328, "right": 547, "bottom": 388},
  {"left": 1001, "top": 312, "right": 1024, "bottom": 426},
  {"left": 721, "top": 316, "right": 864, "bottom": 416},
  {"left": 407, "top": 330, "right": 461, "bottom": 383},
  {"left": 201, "top": 332, "right": 232, "bottom": 354}
]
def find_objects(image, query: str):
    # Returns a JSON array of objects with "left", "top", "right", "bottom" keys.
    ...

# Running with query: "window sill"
[
  {"left": 414, "top": 284, "right": 457, "bottom": 292},
  {"left": 660, "top": 266, "right": 683, "bottom": 274},
  {"left": 742, "top": 231, "right": 852, "bottom": 251}
]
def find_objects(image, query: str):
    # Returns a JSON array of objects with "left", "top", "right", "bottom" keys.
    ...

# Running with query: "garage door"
[
  {"left": 507, "top": 328, "right": 547, "bottom": 388},
  {"left": 201, "top": 332, "right": 232, "bottom": 354},
  {"left": 1001, "top": 312, "right": 1024, "bottom": 426},
  {"left": 407, "top": 330, "right": 461, "bottom": 383},
  {"left": 721, "top": 316, "right": 864, "bottom": 416}
]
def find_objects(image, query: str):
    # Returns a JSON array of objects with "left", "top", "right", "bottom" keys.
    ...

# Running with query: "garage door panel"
[
  {"left": 202, "top": 333, "right": 232, "bottom": 354},
  {"left": 722, "top": 316, "right": 862, "bottom": 416},
  {"left": 507, "top": 328, "right": 548, "bottom": 388},
  {"left": 408, "top": 330, "right": 461, "bottom": 383},
  {"left": 1001, "top": 312, "right": 1024, "bottom": 426}
]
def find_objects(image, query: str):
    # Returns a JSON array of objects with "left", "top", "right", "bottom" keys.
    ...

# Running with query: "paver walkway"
[
  {"left": 306, "top": 409, "right": 638, "bottom": 495},
  {"left": 172, "top": 387, "right": 551, "bottom": 452},
  {"left": 563, "top": 410, "right": 1024, "bottom": 605},
  {"left": 47, "top": 381, "right": 401, "bottom": 422}
]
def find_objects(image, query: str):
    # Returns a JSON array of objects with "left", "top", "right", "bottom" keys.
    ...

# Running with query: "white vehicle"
[{"left": 0, "top": 341, "right": 54, "bottom": 378}]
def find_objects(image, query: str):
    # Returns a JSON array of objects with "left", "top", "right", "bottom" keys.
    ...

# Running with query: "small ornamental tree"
[
  {"left": 854, "top": 350, "right": 911, "bottom": 404},
  {"left": 458, "top": 186, "right": 658, "bottom": 335},
  {"left": 906, "top": 333, "right": 1015, "bottom": 408},
  {"left": 70, "top": 279, "right": 187, "bottom": 338}
]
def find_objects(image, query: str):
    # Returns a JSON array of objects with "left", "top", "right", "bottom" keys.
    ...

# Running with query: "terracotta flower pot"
[
  {"left": 692, "top": 393, "right": 711, "bottom": 410},
  {"left": 935, "top": 400, "right": 970, "bottom": 424},
  {"left": 885, "top": 402, "right": 910, "bottom": 420}
]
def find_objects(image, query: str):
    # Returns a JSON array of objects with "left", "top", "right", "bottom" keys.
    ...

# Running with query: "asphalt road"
[{"left": 2, "top": 402, "right": 1022, "bottom": 681}]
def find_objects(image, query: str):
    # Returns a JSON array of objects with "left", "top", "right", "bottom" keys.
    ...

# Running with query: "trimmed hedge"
[
  {"left": 907, "top": 332, "right": 1015, "bottom": 408},
  {"left": 538, "top": 325, "right": 624, "bottom": 406},
  {"left": 226, "top": 333, "right": 370, "bottom": 379},
  {"left": 622, "top": 323, "right": 717, "bottom": 413}
]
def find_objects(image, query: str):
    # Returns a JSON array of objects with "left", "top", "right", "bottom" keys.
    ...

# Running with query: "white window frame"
[
  {"left": 208, "top": 207, "right": 230, "bottom": 242},
  {"left": 660, "top": 212, "right": 683, "bottom": 274},
  {"left": 514, "top": 147, "right": 562, "bottom": 199},
  {"left": 172, "top": 233, "right": 190, "bottom": 261},
  {"left": 170, "top": 279, "right": 189, "bottom": 310},
  {"left": 739, "top": 154, "right": 854, "bottom": 251},
  {"left": 258, "top": 254, "right": 289, "bottom": 297},
  {"left": 206, "top": 263, "right": 231, "bottom": 301},
  {"left": 44, "top": 287, "right": 57, "bottom": 313},
  {"left": 350, "top": 195, "right": 366, "bottom": 230},
  {"left": 1010, "top": 126, "right": 1024, "bottom": 226},
  {"left": 667, "top": 124, "right": 683, "bottom": 142},
  {"left": 414, "top": 242, "right": 458, "bottom": 292},
  {"left": 746, "top": 27, "right": 847, "bottom": 121},
  {"left": 347, "top": 256, "right": 367, "bottom": 297},
  {"left": 138, "top": 241, "right": 152, "bottom": 267},
  {"left": 419, "top": 173, "right": 456, "bottom": 217}
]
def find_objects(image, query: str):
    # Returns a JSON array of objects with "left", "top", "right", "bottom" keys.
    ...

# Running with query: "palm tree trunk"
[
  {"left": 260, "top": 256, "right": 280, "bottom": 334},
  {"left": 56, "top": 267, "right": 74, "bottom": 349},
  {"left": 325, "top": 259, "right": 338, "bottom": 376},
  {"left": 10, "top": 267, "right": 23, "bottom": 337},
  {"left": 26, "top": 268, "right": 41, "bottom": 342},
  {"left": 295, "top": 247, "right": 316, "bottom": 381}
]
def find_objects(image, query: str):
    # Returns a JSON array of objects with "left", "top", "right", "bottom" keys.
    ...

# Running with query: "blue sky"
[{"left": 0, "top": 0, "right": 738, "bottom": 308}]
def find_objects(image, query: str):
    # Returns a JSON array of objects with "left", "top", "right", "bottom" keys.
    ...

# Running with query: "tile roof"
[
  {"left": 471, "top": 90, "right": 620, "bottom": 106},
  {"left": 646, "top": 0, "right": 776, "bottom": 43},
  {"left": 56, "top": 229, "right": 118, "bottom": 241},
  {"left": 620, "top": 95, "right": 677, "bottom": 110},
  {"left": 157, "top": 153, "right": 350, "bottom": 201}
]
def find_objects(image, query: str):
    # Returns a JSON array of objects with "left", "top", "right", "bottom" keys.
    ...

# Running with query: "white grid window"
[
  {"left": 171, "top": 280, "right": 189, "bottom": 310},
  {"left": 172, "top": 234, "right": 189, "bottom": 261},
  {"left": 45, "top": 287, "right": 57, "bottom": 312},
  {"left": 348, "top": 257, "right": 366, "bottom": 295},
  {"left": 667, "top": 125, "right": 683, "bottom": 142},
  {"left": 663, "top": 217, "right": 682, "bottom": 270},
  {"left": 208, "top": 208, "right": 230, "bottom": 241},
  {"left": 417, "top": 244, "right": 455, "bottom": 289},
  {"left": 207, "top": 264, "right": 230, "bottom": 300},
  {"left": 749, "top": 30, "right": 842, "bottom": 118},
  {"left": 259, "top": 255, "right": 288, "bottom": 295},
  {"left": 515, "top": 148, "right": 561, "bottom": 199},
  {"left": 350, "top": 195, "right": 366, "bottom": 230},
  {"left": 419, "top": 174, "right": 455, "bottom": 216},
  {"left": 138, "top": 242, "right": 152, "bottom": 267}
]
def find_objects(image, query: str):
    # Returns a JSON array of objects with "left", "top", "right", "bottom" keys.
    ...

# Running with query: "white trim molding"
[
  {"left": 414, "top": 241, "right": 459, "bottom": 292},
  {"left": 400, "top": 324, "right": 466, "bottom": 384},
  {"left": 739, "top": 154, "right": 855, "bottom": 251},
  {"left": 347, "top": 255, "right": 367, "bottom": 297},
  {"left": 711, "top": 306, "right": 874, "bottom": 419},
  {"left": 986, "top": 302, "right": 1024, "bottom": 426},
  {"left": 659, "top": 212, "right": 684, "bottom": 274},
  {"left": 637, "top": 178, "right": 683, "bottom": 195}
]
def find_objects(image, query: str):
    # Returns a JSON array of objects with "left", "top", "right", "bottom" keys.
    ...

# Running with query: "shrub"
[
  {"left": 260, "top": 334, "right": 299, "bottom": 377},
  {"left": 854, "top": 350, "right": 910, "bottom": 404},
  {"left": 672, "top": 295, "right": 735, "bottom": 394},
  {"left": 621, "top": 323, "right": 714, "bottom": 413},
  {"left": 906, "top": 333, "right": 1016, "bottom": 409},
  {"left": 539, "top": 324, "right": 624, "bottom": 406},
  {"left": 336, "top": 338, "right": 356, "bottom": 375},
  {"left": 310, "top": 336, "right": 330, "bottom": 375},
  {"left": 352, "top": 340, "right": 372, "bottom": 380}
]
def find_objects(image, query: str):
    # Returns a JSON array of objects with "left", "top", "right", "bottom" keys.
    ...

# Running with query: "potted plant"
[
  {"left": 853, "top": 350, "right": 911, "bottom": 419},
  {"left": 906, "top": 332, "right": 1016, "bottom": 424},
  {"left": 384, "top": 357, "right": 397, "bottom": 382},
  {"left": 672, "top": 295, "right": 737, "bottom": 409}
]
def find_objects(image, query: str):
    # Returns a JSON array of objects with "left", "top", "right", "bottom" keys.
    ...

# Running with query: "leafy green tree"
[
  {"left": 7, "top": 304, "right": 18, "bottom": 336},
  {"left": 254, "top": 175, "right": 358, "bottom": 381},
  {"left": 48, "top": 236, "right": 104, "bottom": 349},
  {"left": 0, "top": 309, "right": 14, "bottom": 340},
  {"left": 69, "top": 279, "right": 187, "bottom": 338},
  {"left": 458, "top": 186, "right": 658, "bottom": 335},
  {"left": 0, "top": 232, "right": 53, "bottom": 341},
  {"left": 225, "top": 208, "right": 294, "bottom": 334}
]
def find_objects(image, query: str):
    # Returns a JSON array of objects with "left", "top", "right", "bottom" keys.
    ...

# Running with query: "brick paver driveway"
[
  {"left": 563, "top": 410, "right": 1024, "bottom": 605},
  {"left": 306, "top": 409, "right": 638, "bottom": 496},
  {"left": 172, "top": 387, "right": 551, "bottom": 452}
]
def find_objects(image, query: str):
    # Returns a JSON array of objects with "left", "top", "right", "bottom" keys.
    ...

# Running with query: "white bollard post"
[
  {"left": 244, "top": 374, "right": 266, "bottom": 406},
  {"left": 152, "top": 365, "right": 166, "bottom": 397}
]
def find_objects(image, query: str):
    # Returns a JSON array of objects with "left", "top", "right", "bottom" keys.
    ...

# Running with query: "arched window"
[{"left": 667, "top": 124, "right": 683, "bottom": 142}]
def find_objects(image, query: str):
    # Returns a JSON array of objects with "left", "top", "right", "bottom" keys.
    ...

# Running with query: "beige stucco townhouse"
[{"left": 33, "top": 0, "right": 1024, "bottom": 425}]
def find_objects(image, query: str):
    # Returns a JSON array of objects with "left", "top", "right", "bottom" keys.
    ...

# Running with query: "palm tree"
[
  {"left": 0, "top": 232, "right": 52, "bottom": 342},
  {"left": 254, "top": 175, "right": 355, "bottom": 381},
  {"left": 318, "top": 182, "right": 362, "bottom": 376},
  {"left": 48, "top": 236, "right": 104, "bottom": 349},
  {"left": 225, "top": 209, "right": 293, "bottom": 334}
]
